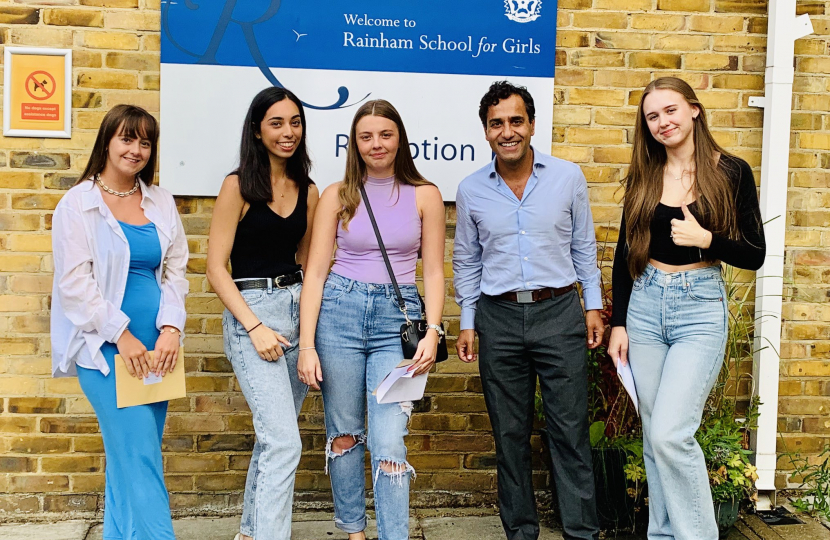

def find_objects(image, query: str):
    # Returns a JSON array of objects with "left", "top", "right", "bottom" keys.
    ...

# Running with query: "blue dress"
[{"left": 76, "top": 222, "right": 175, "bottom": 540}]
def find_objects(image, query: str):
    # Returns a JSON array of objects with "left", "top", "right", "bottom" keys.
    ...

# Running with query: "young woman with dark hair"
[
  {"left": 297, "top": 100, "right": 446, "bottom": 540},
  {"left": 206, "top": 86, "right": 319, "bottom": 540},
  {"left": 51, "top": 104, "right": 189, "bottom": 540},
  {"left": 608, "top": 77, "right": 766, "bottom": 540}
]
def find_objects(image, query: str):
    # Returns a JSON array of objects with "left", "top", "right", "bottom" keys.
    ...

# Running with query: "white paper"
[
  {"left": 143, "top": 373, "right": 163, "bottom": 386},
  {"left": 616, "top": 361, "right": 639, "bottom": 415},
  {"left": 374, "top": 360, "right": 428, "bottom": 404}
]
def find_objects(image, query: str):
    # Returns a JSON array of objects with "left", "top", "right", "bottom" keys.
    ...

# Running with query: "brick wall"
[{"left": 0, "top": 0, "right": 827, "bottom": 520}]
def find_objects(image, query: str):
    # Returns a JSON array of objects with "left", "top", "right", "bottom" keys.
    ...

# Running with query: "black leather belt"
[
  {"left": 234, "top": 270, "right": 303, "bottom": 291},
  {"left": 495, "top": 284, "right": 575, "bottom": 303}
]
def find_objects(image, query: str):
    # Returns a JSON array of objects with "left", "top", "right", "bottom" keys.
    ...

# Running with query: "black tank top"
[{"left": 230, "top": 185, "right": 307, "bottom": 279}]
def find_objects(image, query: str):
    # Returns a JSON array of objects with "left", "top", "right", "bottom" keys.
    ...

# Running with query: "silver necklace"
[
  {"left": 96, "top": 174, "right": 139, "bottom": 197},
  {"left": 666, "top": 164, "right": 693, "bottom": 182}
]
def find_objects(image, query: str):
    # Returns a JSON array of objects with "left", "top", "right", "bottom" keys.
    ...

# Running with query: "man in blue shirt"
[{"left": 453, "top": 81, "right": 602, "bottom": 540}]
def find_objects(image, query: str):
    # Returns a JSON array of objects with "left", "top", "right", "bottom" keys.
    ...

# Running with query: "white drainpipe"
[{"left": 750, "top": 0, "right": 813, "bottom": 493}]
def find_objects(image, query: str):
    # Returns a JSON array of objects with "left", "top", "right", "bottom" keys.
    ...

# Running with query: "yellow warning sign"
[{"left": 4, "top": 48, "right": 71, "bottom": 138}]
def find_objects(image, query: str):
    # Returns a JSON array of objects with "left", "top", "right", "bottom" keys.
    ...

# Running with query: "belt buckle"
[
  {"left": 516, "top": 290, "right": 534, "bottom": 304},
  {"left": 274, "top": 275, "right": 288, "bottom": 289}
]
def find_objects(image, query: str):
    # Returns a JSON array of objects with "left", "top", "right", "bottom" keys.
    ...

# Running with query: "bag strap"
[{"left": 358, "top": 182, "right": 410, "bottom": 322}]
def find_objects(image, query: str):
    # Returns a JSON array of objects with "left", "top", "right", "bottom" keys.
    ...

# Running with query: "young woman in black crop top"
[
  {"left": 608, "top": 77, "right": 765, "bottom": 540},
  {"left": 206, "top": 87, "right": 319, "bottom": 540}
]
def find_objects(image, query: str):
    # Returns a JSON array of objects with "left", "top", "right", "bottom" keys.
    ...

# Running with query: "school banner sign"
[{"left": 160, "top": 0, "right": 557, "bottom": 199}]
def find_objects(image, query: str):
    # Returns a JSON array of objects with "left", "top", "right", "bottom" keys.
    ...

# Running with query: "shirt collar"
[
  {"left": 80, "top": 176, "right": 155, "bottom": 211},
  {"left": 487, "top": 146, "right": 546, "bottom": 183}
]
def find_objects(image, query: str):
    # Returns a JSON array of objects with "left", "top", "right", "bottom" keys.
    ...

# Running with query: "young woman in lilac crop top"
[
  {"left": 608, "top": 78, "right": 766, "bottom": 540},
  {"left": 297, "top": 100, "right": 445, "bottom": 540},
  {"left": 328, "top": 175, "right": 421, "bottom": 284}
]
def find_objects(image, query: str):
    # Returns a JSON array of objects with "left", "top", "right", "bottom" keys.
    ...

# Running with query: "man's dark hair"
[{"left": 478, "top": 81, "right": 536, "bottom": 128}]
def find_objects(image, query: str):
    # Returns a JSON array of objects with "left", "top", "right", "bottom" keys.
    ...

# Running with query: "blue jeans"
[
  {"left": 627, "top": 264, "right": 728, "bottom": 540},
  {"left": 222, "top": 282, "right": 308, "bottom": 539},
  {"left": 316, "top": 273, "right": 421, "bottom": 540}
]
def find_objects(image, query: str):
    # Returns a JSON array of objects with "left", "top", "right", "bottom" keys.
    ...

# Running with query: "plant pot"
[
  {"left": 540, "top": 431, "right": 646, "bottom": 534},
  {"left": 592, "top": 447, "right": 641, "bottom": 533},
  {"left": 714, "top": 498, "right": 741, "bottom": 538}
]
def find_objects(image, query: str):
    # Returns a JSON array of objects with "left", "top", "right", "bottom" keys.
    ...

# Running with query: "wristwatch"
[{"left": 426, "top": 324, "right": 445, "bottom": 342}]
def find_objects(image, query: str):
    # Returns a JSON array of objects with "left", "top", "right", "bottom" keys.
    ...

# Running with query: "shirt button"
[
  {"left": 521, "top": 231, "right": 526, "bottom": 235},
  {"left": 526, "top": 282, "right": 531, "bottom": 287},
  {"left": 524, "top": 257, "right": 528, "bottom": 261}
]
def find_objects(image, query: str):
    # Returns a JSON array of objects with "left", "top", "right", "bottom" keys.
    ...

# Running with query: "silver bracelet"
[{"left": 298, "top": 346, "right": 315, "bottom": 351}]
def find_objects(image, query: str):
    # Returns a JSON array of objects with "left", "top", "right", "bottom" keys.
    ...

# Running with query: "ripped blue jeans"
[{"left": 316, "top": 273, "right": 419, "bottom": 540}]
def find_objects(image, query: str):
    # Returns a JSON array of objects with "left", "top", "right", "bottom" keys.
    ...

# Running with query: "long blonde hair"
[
  {"left": 623, "top": 77, "right": 739, "bottom": 278},
  {"left": 338, "top": 100, "right": 430, "bottom": 229}
]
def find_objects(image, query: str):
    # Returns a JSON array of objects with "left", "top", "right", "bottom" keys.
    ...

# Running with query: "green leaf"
[{"left": 589, "top": 421, "right": 606, "bottom": 447}]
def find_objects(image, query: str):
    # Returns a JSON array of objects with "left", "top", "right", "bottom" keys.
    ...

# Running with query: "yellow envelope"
[{"left": 114, "top": 348, "right": 186, "bottom": 408}]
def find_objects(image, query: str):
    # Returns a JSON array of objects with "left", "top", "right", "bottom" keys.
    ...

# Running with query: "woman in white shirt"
[{"left": 50, "top": 104, "right": 188, "bottom": 540}]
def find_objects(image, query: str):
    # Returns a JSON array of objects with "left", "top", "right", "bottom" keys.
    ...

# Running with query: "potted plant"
[
  {"left": 535, "top": 286, "right": 646, "bottom": 534},
  {"left": 584, "top": 293, "right": 647, "bottom": 534},
  {"left": 697, "top": 396, "right": 760, "bottom": 535},
  {"left": 695, "top": 265, "right": 766, "bottom": 536},
  {"left": 535, "top": 262, "right": 764, "bottom": 536}
]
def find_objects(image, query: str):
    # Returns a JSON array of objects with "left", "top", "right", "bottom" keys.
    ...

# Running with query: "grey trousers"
[{"left": 475, "top": 290, "right": 600, "bottom": 540}]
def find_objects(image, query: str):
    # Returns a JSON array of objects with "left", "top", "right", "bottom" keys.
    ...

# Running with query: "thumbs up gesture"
[{"left": 670, "top": 202, "right": 712, "bottom": 248}]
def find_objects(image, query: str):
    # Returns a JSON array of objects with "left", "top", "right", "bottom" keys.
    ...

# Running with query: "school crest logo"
[{"left": 504, "top": 0, "right": 542, "bottom": 23}]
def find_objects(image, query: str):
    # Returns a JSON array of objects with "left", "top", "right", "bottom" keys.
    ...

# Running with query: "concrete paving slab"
[
  {"left": 84, "top": 516, "right": 423, "bottom": 540},
  {"left": 0, "top": 520, "right": 89, "bottom": 540},
  {"left": 420, "top": 516, "right": 563, "bottom": 540},
  {"left": 86, "top": 517, "right": 242, "bottom": 540},
  {"left": 173, "top": 517, "right": 242, "bottom": 539},
  {"left": 732, "top": 519, "right": 764, "bottom": 540},
  {"left": 7, "top": 510, "right": 824, "bottom": 540},
  {"left": 741, "top": 514, "right": 830, "bottom": 540},
  {"left": 291, "top": 518, "right": 422, "bottom": 540},
  {"left": 291, "top": 519, "right": 373, "bottom": 540}
]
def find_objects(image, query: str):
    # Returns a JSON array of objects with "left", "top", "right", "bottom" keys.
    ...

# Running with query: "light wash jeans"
[
  {"left": 316, "top": 273, "right": 421, "bottom": 540},
  {"left": 627, "top": 264, "right": 728, "bottom": 540},
  {"left": 222, "top": 282, "right": 308, "bottom": 539}
]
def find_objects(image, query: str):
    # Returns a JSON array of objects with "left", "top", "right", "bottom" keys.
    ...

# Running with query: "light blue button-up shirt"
[{"left": 453, "top": 148, "right": 602, "bottom": 330}]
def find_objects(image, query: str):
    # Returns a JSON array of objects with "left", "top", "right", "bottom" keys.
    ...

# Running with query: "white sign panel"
[{"left": 160, "top": 1, "right": 557, "bottom": 200}]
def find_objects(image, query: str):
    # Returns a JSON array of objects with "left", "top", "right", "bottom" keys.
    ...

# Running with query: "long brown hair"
[
  {"left": 623, "top": 77, "right": 738, "bottom": 278},
  {"left": 338, "top": 100, "right": 431, "bottom": 229},
  {"left": 78, "top": 104, "right": 159, "bottom": 186}
]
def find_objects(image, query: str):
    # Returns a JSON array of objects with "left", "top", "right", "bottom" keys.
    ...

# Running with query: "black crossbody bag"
[{"left": 359, "top": 183, "right": 449, "bottom": 363}]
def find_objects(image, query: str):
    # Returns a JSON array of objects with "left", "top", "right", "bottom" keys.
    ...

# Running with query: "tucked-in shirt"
[
  {"left": 330, "top": 176, "right": 421, "bottom": 284},
  {"left": 50, "top": 180, "right": 190, "bottom": 377},
  {"left": 453, "top": 148, "right": 602, "bottom": 330},
  {"left": 610, "top": 155, "right": 766, "bottom": 327},
  {"left": 230, "top": 182, "right": 309, "bottom": 279}
]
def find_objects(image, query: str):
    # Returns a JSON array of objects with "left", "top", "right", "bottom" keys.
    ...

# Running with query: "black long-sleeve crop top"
[{"left": 611, "top": 155, "right": 766, "bottom": 327}]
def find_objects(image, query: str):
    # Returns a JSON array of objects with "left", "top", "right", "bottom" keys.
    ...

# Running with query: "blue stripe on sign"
[{"left": 160, "top": 0, "right": 557, "bottom": 78}]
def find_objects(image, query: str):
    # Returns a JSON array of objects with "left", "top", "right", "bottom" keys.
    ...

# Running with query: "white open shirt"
[{"left": 50, "top": 179, "right": 189, "bottom": 377}]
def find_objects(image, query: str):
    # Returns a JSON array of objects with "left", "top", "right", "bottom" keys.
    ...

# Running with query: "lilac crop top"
[{"left": 331, "top": 176, "right": 421, "bottom": 284}]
